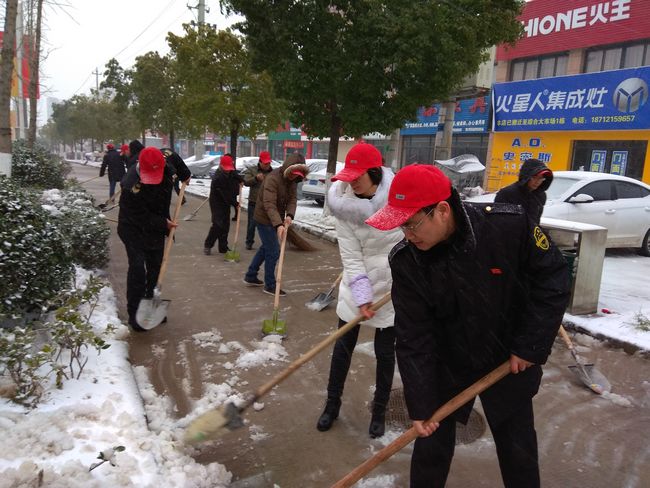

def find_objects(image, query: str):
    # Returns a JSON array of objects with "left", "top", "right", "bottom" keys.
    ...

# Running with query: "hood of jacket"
[
  {"left": 129, "top": 140, "right": 145, "bottom": 156},
  {"left": 518, "top": 158, "right": 553, "bottom": 191},
  {"left": 327, "top": 167, "right": 394, "bottom": 223}
]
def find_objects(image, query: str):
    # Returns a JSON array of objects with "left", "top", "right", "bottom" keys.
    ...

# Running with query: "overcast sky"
[{"left": 40, "top": 0, "right": 241, "bottom": 102}]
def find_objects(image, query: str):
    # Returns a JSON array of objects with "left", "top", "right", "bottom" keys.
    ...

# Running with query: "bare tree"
[
  {"left": 0, "top": 0, "right": 19, "bottom": 155},
  {"left": 27, "top": 0, "right": 44, "bottom": 148}
]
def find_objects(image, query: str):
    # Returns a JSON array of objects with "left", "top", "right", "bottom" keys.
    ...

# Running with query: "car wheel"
[
  {"left": 641, "top": 229, "right": 650, "bottom": 257},
  {"left": 316, "top": 198, "right": 325, "bottom": 207}
]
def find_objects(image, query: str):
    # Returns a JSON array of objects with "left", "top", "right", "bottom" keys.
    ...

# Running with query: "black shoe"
[
  {"left": 245, "top": 244, "right": 253, "bottom": 250},
  {"left": 317, "top": 398, "right": 342, "bottom": 432},
  {"left": 243, "top": 277, "right": 264, "bottom": 286},
  {"left": 231, "top": 216, "right": 237, "bottom": 222},
  {"left": 369, "top": 407, "right": 386, "bottom": 438},
  {"left": 203, "top": 247, "right": 211, "bottom": 255},
  {"left": 128, "top": 318, "right": 147, "bottom": 333},
  {"left": 182, "top": 197, "right": 187, "bottom": 206},
  {"left": 263, "top": 286, "right": 286, "bottom": 296},
  {"left": 218, "top": 247, "right": 230, "bottom": 254}
]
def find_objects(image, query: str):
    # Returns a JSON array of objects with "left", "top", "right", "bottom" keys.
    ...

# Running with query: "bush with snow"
[
  {"left": 11, "top": 139, "right": 69, "bottom": 189},
  {"left": 0, "top": 177, "right": 74, "bottom": 318}
]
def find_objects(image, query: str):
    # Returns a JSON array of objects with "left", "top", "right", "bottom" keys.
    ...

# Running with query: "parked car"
[
  {"left": 187, "top": 154, "right": 220, "bottom": 178},
  {"left": 301, "top": 161, "right": 345, "bottom": 206},
  {"left": 209, "top": 156, "right": 281, "bottom": 179},
  {"left": 468, "top": 171, "right": 650, "bottom": 255}
]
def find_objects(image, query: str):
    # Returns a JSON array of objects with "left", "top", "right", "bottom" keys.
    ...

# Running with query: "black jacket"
[
  {"left": 494, "top": 159, "right": 553, "bottom": 224},
  {"left": 209, "top": 168, "right": 241, "bottom": 211},
  {"left": 389, "top": 196, "right": 570, "bottom": 422},
  {"left": 126, "top": 140, "right": 145, "bottom": 169},
  {"left": 161, "top": 148, "right": 192, "bottom": 184},
  {"left": 99, "top": 148, "right": 126, "bottom": 182},
  {"left": 117, "top": 164, "right": 174, "bottom": 250}
]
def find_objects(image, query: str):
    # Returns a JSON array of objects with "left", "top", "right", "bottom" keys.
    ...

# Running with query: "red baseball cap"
[
  {"left": 138, "top": 147, "right": 165, "bottom": 185},
  {"left": 106, "top": 143, "right": 115, "bottom": 150},
  {"left": 366, "top": 164, "right": 452, "bottom": 231},
  {"left": 259, "top": 151, "right": 272, "bottom": 163},
  {"left": 220, "top": 155, "right": 235, "bottom": 171},
  {"left": 120, "top": 144, "right": 129, "bottom": 153},
  {"left": 536, "top": 169, "right": 552, "bottom": 178},
  {"left": 291, "top": 169, "right": 306, "bottom": 178},
  {"left": 332, "top": 142, "right": 382, "bottom": 182}
]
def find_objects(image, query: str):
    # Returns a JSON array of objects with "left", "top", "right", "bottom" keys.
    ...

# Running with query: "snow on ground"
[{"left": 7, "top": 159, "right": 645, "bottom": 486}]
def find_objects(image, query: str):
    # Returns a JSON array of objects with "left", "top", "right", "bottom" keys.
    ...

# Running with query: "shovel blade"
[
  {"left": 305, "top": 293, "right": 335, "bottom": 312},
  {"left": 184, "top": 402, "right": 244, "bottom": 444},
  {"left": 224, "top": 250, "right": 240, "bottom": 262},
  {"left": 262, "top": 310, "right": 286, "bottom": 337},
  {"left": 183, "top": 213, "right": 196, "bottom": 221},
  {"left": 136, "top": 298, "right": 170, "bottom": 330},
  {"left": 568, "top": 364, "right": 611, "bottom": 394}
]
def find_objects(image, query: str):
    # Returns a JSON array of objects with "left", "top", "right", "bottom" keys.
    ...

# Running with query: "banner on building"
[
  {"left": 493, "top": 66, "right": 650, "bottom": 132},
  {"left": 402, "top": 95, "right": 491, "bottom": 136}
]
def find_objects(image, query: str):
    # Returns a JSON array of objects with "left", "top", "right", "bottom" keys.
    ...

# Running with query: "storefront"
[
  {"left": 489, "top": 65, "right": 650, "bottom": 191},
  {"left": 401, "top": 94, "right": 491, "bottom": 166}
]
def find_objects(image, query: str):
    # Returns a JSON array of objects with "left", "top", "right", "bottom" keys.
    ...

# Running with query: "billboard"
[
  {"left": 402, "top": 95, "right": 491, "bottom": 136},
  {"left": 0, "top": 32, "right": 36, "bottom": 98},
  {"left": 497, "top": 0, "right": 650, "bottom": 61},
  {"left": 492, "top": 66, "right": 650, "bottom": 132}
]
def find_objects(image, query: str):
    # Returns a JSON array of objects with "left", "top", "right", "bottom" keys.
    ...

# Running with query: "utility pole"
[
  {"left": 192, "top": 0, "right": 207, "bottom": 159},
  {"left": 92, "top": 68, "right": 100, "bottom": 97},
  {"left": 15, "top": 1, "right": 26, "bottom": 140}
]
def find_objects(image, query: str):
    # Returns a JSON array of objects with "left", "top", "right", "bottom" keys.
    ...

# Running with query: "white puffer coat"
[{"left": 327, "top": 167, "right": 403, "bottom": 328}]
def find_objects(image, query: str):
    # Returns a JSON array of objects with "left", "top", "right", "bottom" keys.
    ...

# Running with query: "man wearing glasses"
[{"left": 365, "top": 164, "right": 570, "bottom": 488}]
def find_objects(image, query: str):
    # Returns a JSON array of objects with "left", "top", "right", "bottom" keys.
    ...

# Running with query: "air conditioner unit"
[{"left": 455, "top": 46, "right": 495, "bottom": 100}]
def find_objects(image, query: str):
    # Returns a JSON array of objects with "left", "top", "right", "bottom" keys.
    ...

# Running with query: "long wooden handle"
[
  {"left": 190, "top": 196, "right": 210, "bottom": 216},
  {"left": 332, "top": 272, "right": 343, "bottom": 288},
  {"left": 232, "top": 184, "right": 244, "bottom": 245},
  {"left": 273, "top": 225, "right": 289, "bottom": 310},
  {"left": 254, "top": 292, "right": 392, "bottom": 401},
  {"left": 157, "top": 181, "right": 188, "bottom": 288},
  {"left": 331, "top": 361, "right": 511, "bottom": 488},
  {"left": 558, "top": 324, "right": 575, "bottom": 352}
]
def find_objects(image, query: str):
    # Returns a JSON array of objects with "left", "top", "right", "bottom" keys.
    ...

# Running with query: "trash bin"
[{"left": 561, "top": 249, "right": 578, "bottom": 287}]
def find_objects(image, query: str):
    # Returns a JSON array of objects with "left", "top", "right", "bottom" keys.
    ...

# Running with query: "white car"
[
  {"left": 469, "top": 171, "right": 650, "bottom": 255},
  {"left": 301, "top": 161, "right": 345, "bottom": 206}
]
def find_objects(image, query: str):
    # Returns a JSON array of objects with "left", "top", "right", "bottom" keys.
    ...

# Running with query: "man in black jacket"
[
  {"left": 495, "top": 158, "right": 553, "bottom": 224},
  {"left": 117, "top": 146, "right": 190, "bottom": 331},
  {"left": 99, "top": 143, "right": 126, "bottom": 201},
  {"left": 366, "top": 164, "right": 570, "bottom": 488},
  {"left": 204, "top": 154, "right": 242, "bottom": 255},
  {"left": 126, "top": 139, "right": 145, "bottom": 169}
]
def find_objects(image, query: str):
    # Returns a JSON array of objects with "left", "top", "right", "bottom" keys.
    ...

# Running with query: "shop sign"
[
  {"left": 283, "top": 140, "right": 304, "bottom": 149},
  {"left": 610, "top": 150, "right": 629, "bottom": 175},
  {"left": 493, "top": 66, "right": 650, "bottom": 132},
  {"left": 590, "top": 150, "right": 607, "bottom": 172},
  {"left": 497, "top": 0, "right": 650, "bottom": 61},
  {"left": 402, "top": 95, "right": 491, "bottom": 135}
]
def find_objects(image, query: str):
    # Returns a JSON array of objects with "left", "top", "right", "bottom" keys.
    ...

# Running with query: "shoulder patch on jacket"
[
  {"left": 388, "top": 238, "right": 409, "bottom": 263},
  {"left": 467, "top": 202, "right": 524, "bottom": 216},
  {"left": 533, "top": 226, "right": 550, "bottom": 251}
]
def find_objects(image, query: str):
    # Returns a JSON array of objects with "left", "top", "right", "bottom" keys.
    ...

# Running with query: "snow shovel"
[
  {"left": 135, "top": 181, "right": 188, "bottom": 330},
  {"left": 305, "top": 272, "right": 343, "bottom": 311},
  {"left": 80, "top": 174, "right": 102, "bottom": 185},
  {"left": 184, "top": 292, "right": 392, "bottom": 444},
  {"left": 97, "top": 188, "right": 121, "bottom": 210},
  {"left": 262, "top": 224, "right": 289, "bottom": 336},
  {"left": 225, "top": 184, "right": 244, "bottom": 262},
  {"left": 332, "top": 361, "right": 512, "bottom": 488},
  {"left": 183, "top": 196, "right": 210, "bottom": 221},
  {"left": 558, "top": 324, "right": 611, "bottom": 394}
]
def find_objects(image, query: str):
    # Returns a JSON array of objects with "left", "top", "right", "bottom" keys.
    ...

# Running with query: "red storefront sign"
[
  {"left": 497, "top": 0, "right": 650, "bottom": 61},
  {"left": 283, "top": 140, "right": 305, "bottom": 149}
]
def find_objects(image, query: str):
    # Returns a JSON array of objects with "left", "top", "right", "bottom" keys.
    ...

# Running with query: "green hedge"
[{"left": 11, "top": 139, "right": 70, "bottom": 189}]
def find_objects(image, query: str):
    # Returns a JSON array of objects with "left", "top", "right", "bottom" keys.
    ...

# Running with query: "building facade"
[{"left": 488, "top": 0, "right": 650, "bottom": 191}]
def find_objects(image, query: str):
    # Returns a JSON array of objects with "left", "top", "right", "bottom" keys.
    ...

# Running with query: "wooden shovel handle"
[
  {"left": 332, "top": 271, "right": 343, "bottom": 288},
  {"left": 254, "top": 292, "right": 392, "bottom": 401},
  {"left": 558, "top": 324, "right": 575, "bottom": 352},
  {"left": 272, "top": 223, "right": 289, "bottom": 310},
  {"left": 331, "top": 361, "right": 511, "bottom": 488},
  {"left": 157, "top": 181, "right": 188, "bottom": 288}
]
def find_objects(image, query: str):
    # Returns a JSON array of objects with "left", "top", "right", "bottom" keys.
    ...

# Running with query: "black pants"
[
  {"left": 245, "top": 202, "right": 256, "bottom": 247},
  {"left": 326, "top": 318, "right": 396, "bottom": 410},
  {"left": 121, "top": 239, "right": 163, "bottom": 322},
  {"left": 204, "top": 203, "right": 231, "bottom": 252},
  {"left": 410, "top": 365, "right": 542, "bottom": 488}
]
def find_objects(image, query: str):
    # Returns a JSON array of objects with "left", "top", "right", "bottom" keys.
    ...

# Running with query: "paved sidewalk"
[{"left": 72, "top": 162, "right": 650, "bottom": 488}]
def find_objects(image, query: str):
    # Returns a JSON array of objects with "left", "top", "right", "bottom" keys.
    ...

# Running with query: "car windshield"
[{"left": 546, "top": 177, "right": 581, "bottom": 200}]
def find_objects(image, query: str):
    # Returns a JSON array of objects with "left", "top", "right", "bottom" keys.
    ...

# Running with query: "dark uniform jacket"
[
  {"left": 389, "top": 194, "right": 570, "bottom": 422},
  {"left": 254, "top": 154, "right": 309, "bottom": 228},
  {"left": 117, "top": 160, "right": 174, "bottom": 250},
  {"left": 494, "top": 159, "right": 553, "bottom": 224},
  {"left": 99, "top": 148, "right": 126, "bottom": 182},
  {"left": 126, "top": 140, "right": 145, "bottom": 169},
  {"left": 209, "top": 168, "right": 241, "bottom": 212},
  {"left": 161, "top": 148, "right": 192, "bottom": 184}
]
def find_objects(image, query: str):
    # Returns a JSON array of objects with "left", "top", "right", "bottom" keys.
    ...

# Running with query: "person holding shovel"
[
  {"left": 242, "top": 150, "right": 273, "bottom": 250},
  {"left": 117, "top": 146, "right": 181, "bottom": 332},
  {"left": 204, "top": 154, "right": 242, "bottom": 255},
  {"left": 243, "top": 152, "right": 308, "bottom": 295},
  {"left": 99, "top": 143, "right": 126, "bottom": 202},
  {"left": 365, "top": 164, "right": 570, "bottom": 487},
  {"left": 316, "top": 142, "right": 402, "bottom": 438}
]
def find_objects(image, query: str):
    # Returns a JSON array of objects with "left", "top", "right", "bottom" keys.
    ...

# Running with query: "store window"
[
  {"left": 451, "top": 134, "right": 490, "bottom": 164},
  {"left": 401, "top": 135, "right": 435, "bottom": 166},
  {"left": 571, "top": 140, "right": 648, "bottom": 181},
  {"left": 584, "top": 40, "right": 650, "bottom": 73},
  {"left": 510, "top": 53, "right": 569, "bottom": 81},
  {"left": 310, "top": 141, "right": 329, "bottom": 159},
  {"left": 253, "top": 140, "right": 268, "bottom": 156}
]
